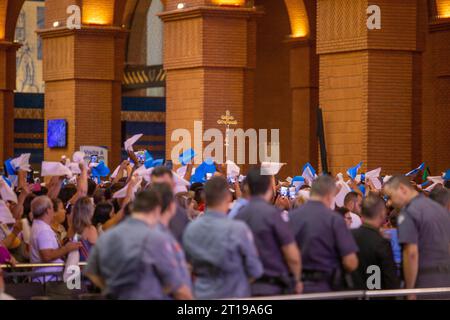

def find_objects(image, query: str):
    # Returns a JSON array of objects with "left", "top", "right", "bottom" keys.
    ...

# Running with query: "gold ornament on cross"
[{"left": 217, "top": 110, "right": 238, "bottom": 150}]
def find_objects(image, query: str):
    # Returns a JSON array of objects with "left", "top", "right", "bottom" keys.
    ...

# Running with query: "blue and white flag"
[
  {"left": 347, "top": 162, "right": 363, "bottom": 180},
  {"left": 301, "top": 163, "right": 317, "bottom": 183},
  {"left": 405, "top": 162, "right": 425, "bottom": 177}
]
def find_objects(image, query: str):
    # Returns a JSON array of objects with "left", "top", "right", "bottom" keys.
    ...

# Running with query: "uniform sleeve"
[
  {"left": 236, "top": 223, "right": 264, "bottom": 279},
  {"left": 85, "top": 244, "right": 100, "bottom": 277},
  {"left": 36, "top": 229, "right": 58, "bottom": 251},
  {"left": 397, "top": 211, "right": 418, "bottom": 245},
  {"left": 148, "top": 235, "right": 184, "bottom": 293},
  {"left": 333, "top": 215, "right": 359, "bottom": 257},
  {"left": 376, "top": 240, "right": 401, "bottom": 289},
  {"left": 272, "top": 211, "right": 295, "bottom": 247}
]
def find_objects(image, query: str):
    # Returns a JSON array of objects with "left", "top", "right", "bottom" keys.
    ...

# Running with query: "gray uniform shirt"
[
  {"left": 398, "top": 194, "right": 450, "bottom": 288},
  {"left": 182, "top": 210, "right": 263, "bottom": 299},
  {"left": 86, "top": 217, "right": 184, "bottom": 299}
]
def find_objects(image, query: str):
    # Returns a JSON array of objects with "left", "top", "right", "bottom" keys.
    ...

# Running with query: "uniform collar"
[{"left": 205, "top": 210, "right": 227, "bottom": 218}]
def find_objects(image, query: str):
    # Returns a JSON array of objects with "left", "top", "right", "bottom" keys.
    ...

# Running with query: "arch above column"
[{"left": 283, "top": 0, "right": 309, "bottom": 38}]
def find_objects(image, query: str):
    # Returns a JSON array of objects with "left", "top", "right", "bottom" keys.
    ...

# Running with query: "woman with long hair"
[{"left": 70, "top": 197, "right": 97, "bottom": 261}]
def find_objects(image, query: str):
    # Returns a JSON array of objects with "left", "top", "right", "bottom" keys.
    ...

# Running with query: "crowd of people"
[{"left": 0, "top": 145, "right": 449, "bottom": 300}]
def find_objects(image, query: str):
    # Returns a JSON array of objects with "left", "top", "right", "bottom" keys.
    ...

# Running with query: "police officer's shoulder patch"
[{"left": 398, "top": 214, "right": 405, "bottom": 225}]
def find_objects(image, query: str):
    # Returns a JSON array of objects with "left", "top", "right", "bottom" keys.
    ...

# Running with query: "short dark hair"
[
  {"left": 151, "top": 183, "right": 174, "bottom": 213},
  {"left": 151, "top": 166, "right": 173, "bottom": 178},
  {"left": 92, "top": 202, "right": 113, "bottom": 226},
  {"left": 246, "top": 166, "right": 271, "bottom": 196},
  {"left": 58, "top": 184, "right": 77, "bottom": 205},
  {"left": 429, "top": 187, "right": 450, "bottom": 208},
  {"left": 310, "top": 175, "right": 337, "bottom": 197},
  {"left": 384, "top": 175, "right": 414, "bottom": 191},
  {"left": 344, "top": 191, "right": 360, "bottom": 206},
  {"left": 204, "top": 176, "right": 230, "bottom": 207},
  {"left": 87, "top": 179, "right": 97, "bottom": 197},
  {"left": 132, "top": 190, "right": 161, "bottom": 214},
  {"left": 335, "top": 206, "right": 350, "bottom": 218},
  {"left": 361, "top": 195, "right": 386, "bottom": 220}
]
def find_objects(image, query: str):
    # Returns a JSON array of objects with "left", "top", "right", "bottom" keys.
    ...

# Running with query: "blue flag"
[
  {"left": 347, "top": 162, "right": 363, "bottom": 180},
  {"left": 91, "top": 161, "right": 110, "bottom": 178},
  {"left": 190, "top": 159, "right": 216, "bottom": 184},
  {"left": 179, "top": 148, "right": 196, "bottom": 166},
  {"left": 405, "top": 162, "right": 425, "bottom": 177}
]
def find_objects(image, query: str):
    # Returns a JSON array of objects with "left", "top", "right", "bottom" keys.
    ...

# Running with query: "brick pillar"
[
  {"left": 287, "top": 37, "right": 318, "bottom": 174},
  {"left": 160, "top": 2, "right": 259, "bottom": 165},
  {"left": 422, "top": 18, "right": 450, "bottom": 173},
  {"left": 38, "top": 26, "right": 127, "bottom": 168},
  {"left": 0, "top": 41, "right": 20, "bottom": 163},
  {"left": 317, "top": 0, "right": 420, "bottom": 174}
]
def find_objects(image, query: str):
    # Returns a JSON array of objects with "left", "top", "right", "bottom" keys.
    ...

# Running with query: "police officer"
[
  {"left": 151, "top": 166, "right": 190, "bottom": 243},
  {"left": 235, "top": 166, "right": 302, "bottom": 296},
  {"left": 182, "top": 176, "right": 263, "bottom": 299},
  {"left": 151, "top": 183, "right": 192, "bottom": 290},
  {"left": 289, "top": 175, "right": 359, "bottom": 293},
  {"left": 384, "top": 175, "right": 450, "bottom": 299},
  {"left": 85, "top": 189, "right": 193, "bottom": 300}
]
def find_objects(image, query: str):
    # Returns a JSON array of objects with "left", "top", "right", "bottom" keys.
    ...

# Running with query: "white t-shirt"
[
  {"left": 30, "top": 219, "right": 63, "bottom": 282},
  {"left": 349, "top": 212, "right": 362, "bottom": 229}
]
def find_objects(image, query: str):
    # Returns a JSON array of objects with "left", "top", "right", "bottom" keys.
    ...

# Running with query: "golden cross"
[{"left": 217, "top": 110, "right": 238, "bottom": 126}]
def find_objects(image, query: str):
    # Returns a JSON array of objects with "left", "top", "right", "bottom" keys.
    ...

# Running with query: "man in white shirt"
[
  {"left": 30, "top": 196, "right": 80, "bottom": 282},
  {"left": 344, "top": 192, "right": 363, "bottom": 229}
]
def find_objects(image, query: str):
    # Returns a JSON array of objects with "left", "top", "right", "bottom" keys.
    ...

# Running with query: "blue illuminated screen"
[{"left": 47, "top": 119, "right": 67, "bottom": 148}]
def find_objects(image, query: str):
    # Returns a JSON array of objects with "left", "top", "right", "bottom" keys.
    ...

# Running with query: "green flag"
[{"left": 422, "top": 166, "right": 430, "bottom": 181}]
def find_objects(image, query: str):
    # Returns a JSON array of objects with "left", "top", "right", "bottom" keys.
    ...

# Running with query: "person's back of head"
[
  {"left": 204, "top": 176, "right": 231, "bottom": 211},
  {"left": 73, "top": 197, "right": 95, "bottom": 234},
  {"left": 132, "top": 189, "right": 162, "bottom": 215},
  {"left": 246, "top": 166, "right": 272, "bottom": 197},
  {"left": 151, "top": 166, "right": 173, "bottom": 185},
  {"left": 150, "top": 183, "right": 175, "bottom": 214},
  {"left": 87, "top": 178, "right": 97, "bottom": 197},
  {"left": 429, "top": 187, "right": 450, "bottom": 210},
  {"left": 361, "top": 194, "right": 387, "bottom": 227},
  {"left": 384, "top": 175, "right": 414, "bottom": 191},
  {"left": 58, "top": 184, "right": 77, "bottom": 205},
  {"left": 92, "top": 201, "right": 113, "bottom": 226},
  {"left": 310, "top": 175, "right": 337, "bottom": 200},
  {"left": 31, "top": 195, "right": 53, "bottom": 220}
]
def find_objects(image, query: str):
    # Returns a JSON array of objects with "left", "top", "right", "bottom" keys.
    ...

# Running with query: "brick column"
[
  {"left": 0, "top": 41, "right": 20, "bottom": 163},
  {"left": 317, "top": 0, "right": 420, "bottom": 174},
  {"left": 287, "top": 37, "right": 318, "bottom": 173},
  {"left": 422, "top": 18, "right": 450, "bottom": 173},
  {"left": 160, "top": 2, "right": 259, "bottom": 165},
  {"left": 38, "top": 26, "right": 127, "bottom": 167}
]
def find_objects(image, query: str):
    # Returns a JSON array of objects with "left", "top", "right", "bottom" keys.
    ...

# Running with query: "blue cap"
[
  {"left": 444, "top": 169, "right": 450, "bottom": 181},
  {"left": 179, "top": 148, "right": 196, "bottom": 166},
  {"left": 347, "top": 162, "right": 363, "bottom": 180},
  {"left": 190, "top": 159, "right": 216, "bottom": 184},
  {"left": 91, "top": 161, "right": 110, "bottom": 178}
]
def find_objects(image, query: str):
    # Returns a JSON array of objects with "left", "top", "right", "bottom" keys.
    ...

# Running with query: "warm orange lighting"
[
  {"left": 436, "top": 0, "right": 450, "bottom": 18},
  {"left": 82, "top": 0, "right": 113, "bottom": 25},
  {"left": 211, "top": 0, "right": 246, "bottom": 7},
  {"left": 284, "top": 0, "right": 309, "bottom": 38},
  {"left": 0, "top": 0, "right": 7, "bottom": 39}
]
